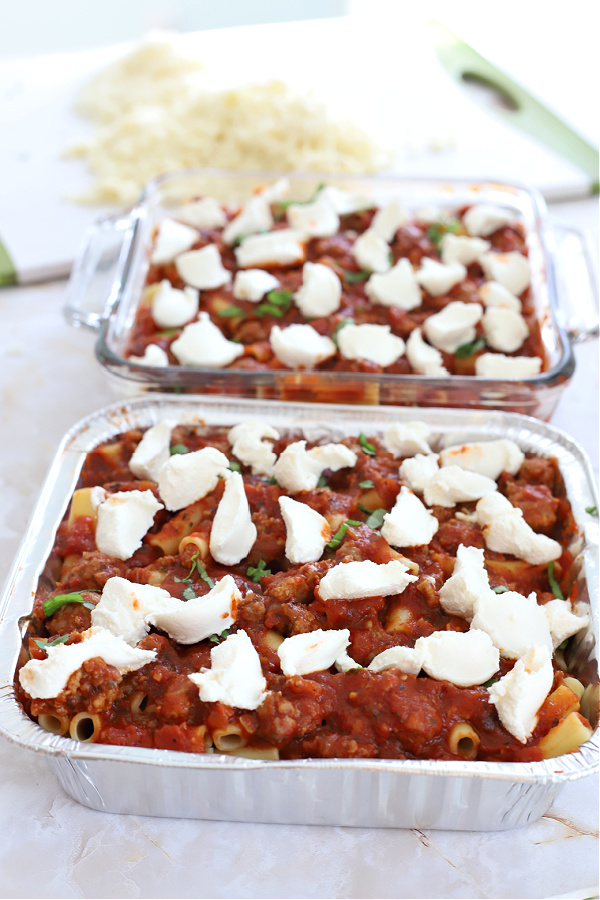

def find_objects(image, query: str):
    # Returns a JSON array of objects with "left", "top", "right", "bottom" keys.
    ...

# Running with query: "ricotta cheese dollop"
[
  {"left": 270, "top": 323, "right": 337, "bottom": 369},
  {"left": 189, "top": 630, "right": 267, "bottom": 710},
  {"left": 150, "top": 279, "right": 199, "bottom": 329},
  {"left": 95, "top": 489, "right": 164, "bottom": 560},
  {"left": 337, "top": 323, "right": 405, "bottom": 367},
  {"left": 476, "top": 492, "right": 562, "bottom": 564},
  {"left": 279, "top": 496, "right": 331, "bottom": 564},
  {"left": 170, "top": 313, "right": 245, "bottom": 368},
  {"left": 175, "top": 243, "right": 231, "bottom": 290},
  {"left": 209, "top": 471, "right": 257, "bottom": 565},
  {"left": 158, "top": 445, "right": 230, "bottom": 511},
  {"left": 381, "top": 486, "right": 439, "bottom": 548},
  {"left": 365, "top": 258, "right": 422, "bottom": 310},
  {"left": 487, "top": 646, "right": 553, "bottom": 743},
  {"left": 423, "top": 301, "right": 483, "bottom": 354},
  {"left": 317, "top": 559, "right": 417, "bottom": 601},
  {"left": 293, "top": 262, "right": 342, "bottom": 318}
]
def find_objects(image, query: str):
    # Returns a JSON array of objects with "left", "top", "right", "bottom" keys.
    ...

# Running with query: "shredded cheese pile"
[{"left": 66, "top": 36, "right": 391, "bottom": 205}]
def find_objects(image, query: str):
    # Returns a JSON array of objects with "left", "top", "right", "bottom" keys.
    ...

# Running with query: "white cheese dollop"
[
  {"left": 128, "top": 343, "right": 170, "bottom": 367},
  {"left": 278, "top": 628, "right": 352, "bottom": 676},
  {"left": 175, "top": 244, "right": 231, "bottom": 290},
  {"left": 381, "top": 486, "right": 439, "bottom": 548},
  {"left": 223, "top": 196, "right": 274, "bottom": 246},
  {"left": 351, "top": 229, "right": 391, "bottom": 273},
  {"left": 175, "top": 197, "right": 227, "bottom": 230},
  {"left": 171, "top": 312, "right": 245, "bottom": 368},
  {"left": 19, "top": 627, "right": 156, "bottom": 700},
  {"left": 286, "top": 192, "right": 339, "bottom": 237},
  {"left": 232, "top": 269, "right": 280, "bottom": 302},
  {"left": 293, "top": 262, "right": 342, "bottom": 318},
  {"left": 476, "top": 492, "right": 562, "bottom": 565},
  {"left": 318, "top": 559, "right": 417, "bottom": 601},
  {"left": 258, "top": 177, "right": 291, "bottom": 203},
  {"left": 405, "top": 328, "right": 449, "bottom": 377},
  {"left": 482, "top": 307, "right": 529, "bottom": 353},
  {"left": 399, "top": 453, "right": 441, "bottom": 493},
  {"left": 95, "top": 489, "right": 163, "bottom": 560},
  {"left": 320, "top": 185, "right": 374, "bottom": 215},
  {"left": 438, "top": 544, "right": 490, "bottom": 621},
  {"left": 151, "top": 279, "right": 199, "bottom": 329},
  {"left": 383, "top": 422, "right": 432, "bottom": 457},
  {"left": 480, "top": 251, "right": 531, "bottom": 295},
  {"left": 365, "top": 258, "right": 422, "bottom": 310},
  {"left": 235, "top": 229, "right": 305, "bottom": 268},
  {"left": 91, "top": 576, "right": 172, "bottom": 645},
  {"left": 189, "top": 630, "right": 267, "bottom": 710},
  {"left": 158, "top": 446, "right": 230, "bottom": 511},
  {"left": 270, "top": 323, "right": 336, "bottom": 369},
  {"left": 488, "top": 646, "right": 553, "bottom": 743},
  {"left": 471, "top": 589, "right": 552, "bottom": 658},
  {"left": 368, "top": 644, "right": 424, "bottom": 675},
  {"left": 129, "top": 419, "right": 175, "bottom": 482},
  {"left": 272, "top": 440, "right": 356, "bottom": 494},
  {"left": 542, "top": 598, "right": 589, "bottom": 649},
  {"left": 423, "top": 466, "right": 497, "bottom": 508},
  {"left": 279, "top": 496, "right": 331, "bottom": 564},
  {"left": 440, "top": 233, "right": 490, "bottom": 266},
  {"left": 415, "top": 629, "right": 500, "bottom": 688},
  {"left": 475, "top": 353, "right": 543, "bottom": 379},
  {"left": 478, "top": 280, "right": 522, "bottom": 312},
  {"left": 147, "top": 575, "right": 241, "bottom": 645},
  {"left": 416, "top": 258, "right": 467, "bottom": 296},
  {"left": 439, "top": 438, "right": 524, "bottom": 481},
  {"left": 228, "top": 421, "right": 279, "bottom": 476},
  {"left": 423, "top": 301, "right": 483, "bottom": 354},
  {"left": 370, "top": 198, "right": 407, "bottom": 242},
  {"left": 151, "top": 218, "right": 198, "bottom": 264},
  {"left": 463, "top": 204, "right": 515, "bottom": 237},
  {"left": 337, "top": 323, "right": 405, "bottom": 367},
  {"left": 209, "top": 471, "right": 257, "bottom": 565}
]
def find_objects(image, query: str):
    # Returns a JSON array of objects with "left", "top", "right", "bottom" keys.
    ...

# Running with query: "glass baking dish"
[
  {"left": 63, "top": 170, "right": 598, "bottom": 420},
  {"left": 0, "top": 396, "right": 597, "bottom": 829}
]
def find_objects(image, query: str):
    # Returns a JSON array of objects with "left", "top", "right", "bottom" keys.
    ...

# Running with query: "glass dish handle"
[
  {"left": 63, "top": 213, "right": 137, "bottom": 330},
  {"left": 550, "top": 222, "right": 599, "bottom": 344}
]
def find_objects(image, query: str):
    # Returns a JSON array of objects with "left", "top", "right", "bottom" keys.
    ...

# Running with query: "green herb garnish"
[
  {"left": 170, "top": 443, "right": 189, "bottom": 455},
  {"left": 426, "top": 218, "right": 461, "bottom": 250},
  {"left": 358, "top": 432, "right": 376, "bottom": 456},
  {"left": 359, "top": 479, "right": 375, "bottom": 490},
  {"left": 492, "top": 585, "right": 510, "bottom": 594},
  {"left": 317, "top": 474, "right": 328, "bottom": 488},
  {"left": 195, "top": 559, "right": 215, "bottom": 590},
  {"left": 218, "top": 305, "right": 245, "bottom": 318},
  {"left": 176, "top": 552, "right": 214, "bottom": 589},
  {"left": 326, "top": 519, "right": 362, "bottom": 551},
  {"left": 33, "top": 634, "right": 70, "bottom": 650},
  {"left": 455, "top": 337, "right": 486, "bottom": 359},
  {"left": 343, "top": 270, "right": 370, "bottom": 284},
  {"left": 157, "top": 329, "right": 178, "bottom": 337},
  {"left": 42, "top": 592, "right": 96, "bottom": 617},
  {"left": 228, "top": 460, "right": 242, "bottom": 473},
  {"left": 247, "top": 559, "right": 272, "bottom": 582},
  {"left": 182, "top": 586, "right": 197, "bottom": 601},
  {"left": 332, "top": 318, "right": 354, "bottom": 347},
  {"left": 482, "top": 677, "right": 499, "bottom": 688},
  {"left": 585, "top": 505, "right": 598, "bottom": 516},
  {"left": 209, "top": 629, "right": 230, "bottom": 644},
  {"left": 547, "top": 561, "right": 564, "bottom": 600},
  {"left": 365, "top": 508, "right": 387, "bottom": 530},
  {"left": 277, "top": 183, "right": 326, "bottom": 209}
]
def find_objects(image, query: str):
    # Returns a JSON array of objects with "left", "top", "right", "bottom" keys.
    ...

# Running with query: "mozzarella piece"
[
  {"left": 147, "top": 575, "right": 241, "bottom": 645},
  {"left": 416, "top": 258, "right": 467, "bottom": 296},
  {"left": 423, "top": 466, "right": 497, "bottom": 508},
  {"left": 438, "top": 544, "right": 490, "bottom": 621},
  {"left": 232, "top": 269, "right": 280, "bottom": 302},
  {"left": 482, "top": 307, "right": 529, "bottom": 353},
  {"left": 480, "top": 251, "right": 531, "bottom": 295},
  {"left": 158, "top": 445, "right": 230, "bottom": 511},
  {"left": 440, "top": 233, "right": 490, "bottom": 266},
  {"left": 351, "top": 229, "right": 391, "bottom": 273},
  {"left": 383, "top": 422, "right": 432, "bottom": 457},
  {"left": 209, "top": 471, "right": 257, "bottom": 565},
  {"left": 151, "top": 217, "right": 198, "bottom": 264},
  {"left": 294, "top": 262, "right": 342, "bottom": 318},
  {"left": 129, "top": 419, "right": 175, "bottom": 482},
  {"left": 277, "top": 628, "right": 351, "bottom": 676},
  {"left": 175, "top": 244, "right": 231, "bottom": 290},
  {"left": 337, "top": 323, "right": 405, "bottom": 367},
  {"left": 405, "top": 328, "right": 448, "bottom": 377},
  {"left": 228, "top": 421, "right": 279, "bottom": 476},
  {"left": 189, "top": 630, "right": 267, "bottom": 710},
  {"left": 439, "top": 439, "right": 524, "bottom": 481},
  {"left": 92, "top": 576, "right": 172, "bottom": 645},
  {"left": 488, "top": 646, "right": 553, "bottom": 743},
  {"left": 471, "top": 589, "right": 552, "bottom": 658},
  {"left": 399, "top": 453, "right": 440, "bottom": 493},
  {"left": 368, "top": 644, "right": 424, "bottom": 675},
  {"left": 365, "top": 258, "right": 422, "bottom": 310},
  {"left": 542, "top": 598, "right": 589, "bottom": 649},
  {"left": 318, "top": 559, "right": 417, "bottom": 601},
  {"left": 476, "top": 492, "right": 562, "bottom": 564},
  {"left": 381, "top": 486, "right": 439, "bottom": 547},
  {"left": 423, "top": 301, "right": 483, "bottom": 354},
  {"left": 235, "top": 229, "right": 305, "bottom": 268},
  {"left": 272, "top": 440, "right": 356, "bottom": 493},
  {"left": 320, "top": 185, "right": 374, "bottom": 215},
  {"left": 171, "top": 312, "right": 245, "bottom": 368},
  {"left": 279, "top": 496, "right": 331, "bottom": 564},
  {"left": 463, "top": 204, "right": 515, "bottom": 237},
  {"left": 475, "top": 353, "right": 543, "bottom": 379},
  {"left": 128, "top": 343, "right": 169, "bottom": 367},
  {"left": 286, "top": 192, "right": 339, "bottom": 237},
  {"left": 175, "top": 197, "right": 227, "bottom": 230},
  {"left": 478, "top": 280, "right": 522, "bottom": 312},
  {"left": 370, "top": 198, "right": 407, "bottom": 242},
  {"left": 415, "top": 629, "right": 500, "bottom": 687},
  {"left": 150, "top": 279, "right": 199, "bottom": 329},
  {"left": 258, "top": 177, "right": 290, "bottom": 202},
  {"left": 19, "top": 626, "right": 156, "bottom": 700},
  {"left": 270, "top": 323, "right": 336, "bottom": 369},
  {"left": 222, "top": 195, "right": 273, "bottom": 246},
  {"left": 95, "top": 489, "right": 163, "bottom": 560}
]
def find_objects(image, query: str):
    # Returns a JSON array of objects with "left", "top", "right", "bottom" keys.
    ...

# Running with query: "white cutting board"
[{"left": 0, "top": 13, "right": 593, "bottom": 283}]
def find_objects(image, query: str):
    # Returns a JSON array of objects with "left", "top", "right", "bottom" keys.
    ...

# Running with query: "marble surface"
[{"left": 0, "top": 198, "right": 598, "bottom": 898}]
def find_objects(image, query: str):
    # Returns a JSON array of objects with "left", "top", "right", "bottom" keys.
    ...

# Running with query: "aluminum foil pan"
[{"left": 0, "top": 397, "right": 598, "bottom": 830}]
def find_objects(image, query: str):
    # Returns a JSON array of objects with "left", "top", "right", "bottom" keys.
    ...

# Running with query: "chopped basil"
[
  {"left": 547, "top": 561, "right": 564, "bottom": 600},
  {"left": 218, "top": 305, "right": 245, "bottom": 318},
  {"left": 365, "top": 508, "right": 387, "bottom": 530},
  {"left": 247, "top": 559, "right": 272, "bottom": 582},
  {"left": 585, "top": 505, "right": 598, "bottom": 516},
  {"left": 482, "top": 676, "right": 499, "bottom": 688},
  {"left": 33, "top": 634, "right": 70, "bottom": 650},
  {"left": 332, "top": 318, "right": 354, "bottom": 347},
  {"left": 157, "top": 329, "right": 178, "bottom": 337},
  {"left": 228, "top": 460, "right": 242, "bottom": 473},
  {"left": 359, "top": 479, "right": 375, "bottom": 490},
  {"left": 170, "top": 443, "right": 188, "bottom": 455},
  {"left": 255, "top": 303, "right": 286, "bottom": 318},
  {"left": 182, "top": 586, "right": 197, "bottom": 601},
  {"left": 195, "top": 559, "right": 215, "bottom": 590},
  {"left": 42, "top": 592, "right": 97, "bottom": 617},
  {"left": 343, "top": 270, "right": 370, "bottom": 284},
  {"left": 455, "top": 337, "right": 486, "bottom": 359},
  {"left": 358, "top": 432, "right": 376, "bottom": 456},
  {"left": 326, "top": 519, "right": 362, "bottom": 550},
  {"left": 426, "top": 218, "right": 461, "bottom": 249},
  {"left": 557, "top": 638, "right": 569, "bottom": 651},
  {"left": 317, "top": 474, "right": 328, "bottom": 488},
  {"left": 209, "top": 629, "right": 230, "bottom": 644},
  {"left": 266, "top": 290, "right": 293, "bottom": 306},
  {"left": 492, "top": 585, "right": 510, "bottom": 594},
  {"left": 177, "top": 552, "right": 215, "bottom": 589}
]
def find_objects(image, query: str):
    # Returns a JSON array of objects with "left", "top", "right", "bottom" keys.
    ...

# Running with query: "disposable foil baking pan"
[{"left": 0, "top": 396, "right": 597, "bottom": 830}]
